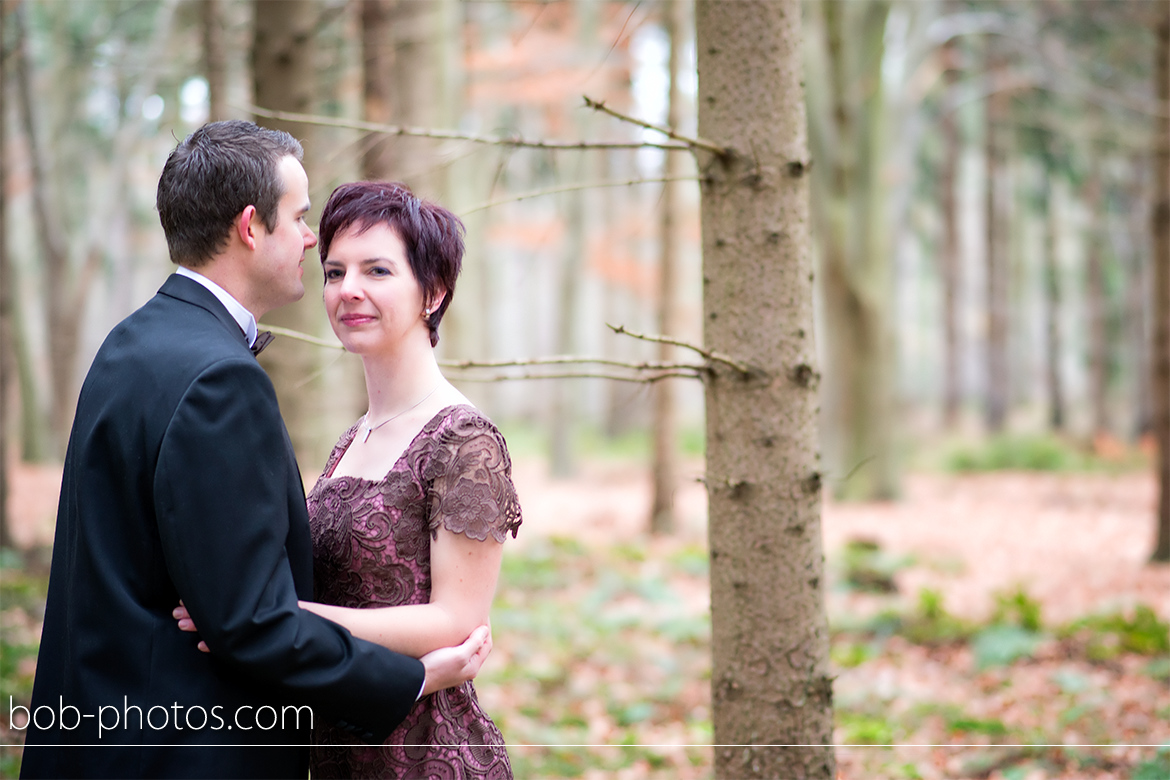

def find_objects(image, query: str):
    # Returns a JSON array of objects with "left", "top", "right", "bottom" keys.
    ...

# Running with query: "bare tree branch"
[
  {"left": 247, "top": 105, "right": 692, "bottom": 152},
  {"left": 264, "top": 324, "right": 347, "bottom": 350},
  {"left": 607, "top": 323, "right": 754, "bottom": 375},
  {"left": 264, "top": 324, "right": 707, "bottom": 376},
  {"left": 461, "top": 175, "right": 700, "bottom": 215},
  {"left": 442, "top": 355, "right": 705, "bottom": 372},
  {"left": 582, "top": 95, "right": 729, "bottom": 157},
  {"left": 446, "top": 370, "right": 700, "bottom": 383}
]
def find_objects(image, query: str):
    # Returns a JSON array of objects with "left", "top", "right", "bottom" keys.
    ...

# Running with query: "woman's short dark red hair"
[{"left": 318, "top": 181, "right": 464, "bottom": 347}]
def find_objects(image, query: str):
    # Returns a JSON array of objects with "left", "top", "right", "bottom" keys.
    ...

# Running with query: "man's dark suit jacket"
[{"left": 20, "top": 275, "right": 425, "bottom": 779}]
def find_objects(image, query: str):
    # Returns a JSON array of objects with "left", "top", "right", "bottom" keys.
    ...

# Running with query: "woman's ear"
[{"left": 426, "top": 288, "right": 448, "bottom": 314}]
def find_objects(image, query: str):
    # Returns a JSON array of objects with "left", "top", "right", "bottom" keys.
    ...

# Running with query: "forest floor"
[{"left": 2, "top": 454, "right": 1170, "bottom": 779}]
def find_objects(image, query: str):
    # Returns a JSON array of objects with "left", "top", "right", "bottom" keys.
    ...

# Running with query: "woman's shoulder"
[
  {"left": 427, "top": 404, "right": 505, "bottom": 441},
  {"left": 417, "top": 404, "right": 512, "bottom": 476}
]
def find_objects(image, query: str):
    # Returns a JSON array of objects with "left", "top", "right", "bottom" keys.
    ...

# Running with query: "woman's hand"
[{"left": 172, "top": 601, "right": 209, "bottom": 653}]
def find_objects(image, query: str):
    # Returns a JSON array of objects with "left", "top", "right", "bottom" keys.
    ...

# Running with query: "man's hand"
[{"left": 420, "top": 625, "right": 492, "bottom": 696}]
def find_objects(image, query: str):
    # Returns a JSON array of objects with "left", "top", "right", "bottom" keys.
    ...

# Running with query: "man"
[{"left": 20, "top": 121, "right": 488, "bottom": 779}]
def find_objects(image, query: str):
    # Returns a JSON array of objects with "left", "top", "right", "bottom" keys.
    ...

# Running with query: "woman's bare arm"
[{"left": 298, "top": 528, "right": 504, "bottom": 657}]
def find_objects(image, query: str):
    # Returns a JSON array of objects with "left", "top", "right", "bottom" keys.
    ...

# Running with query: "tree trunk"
[
  {"left": 1085, "top": 158, "right": 1109, "bottom": 436},
  {"left": 815, "top": 0, "right": 898, "bottom": 501},
  {"left": 985, "top": 41, "right": 1010, "bottom": 432},
  {"left": 360, "top": 0, "right": 396, "bottom": 179},
  {"left": 1127, "top": 154, "right": 1153, "bottom": 439},
  {"left": 253, "top": 0, "right": 324, "bottom": 466},
  {"left": 1042, "top": 177, "right": 1064, "bottom": 431},
  {"left": 550, "top": 0, "right": 602, "bottom": 478},
  {"left": 697, "top": 1, "right": 835, "bottom": 776},
  {"left": 939, "top": 38, "right": 961, "bottom": 429},
  {"left": 203, "top": 0, "right": 227, "bottom": 122},
  {"left": 14, "top": 1, "right": 77, "bottom": 457},
  {"left": 649, "top": 0, "right": 687, "bottom": 535},
  {"left": 12, "top": 298, "right": 47, "bottom": 463},
  {"left": 0, "top": 0, "right": 13, "bottom": 548},
  {"left": 388, "top": 0, "right": 443, "bottom": 194},
  {"left": 549, "top": 162, "right": 585, "bottom": 478},
  {"left": 1151, "top": 11, "right": 1170, "bottom": 562}
]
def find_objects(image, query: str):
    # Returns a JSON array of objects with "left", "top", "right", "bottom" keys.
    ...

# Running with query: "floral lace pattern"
[{"left": 307, "top": 405, "right": 520, "bottom": 780}]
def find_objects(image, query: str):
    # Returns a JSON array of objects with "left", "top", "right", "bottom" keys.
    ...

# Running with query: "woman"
[{"left": 180, "top": 181, "right": 521, "bottom": 778}]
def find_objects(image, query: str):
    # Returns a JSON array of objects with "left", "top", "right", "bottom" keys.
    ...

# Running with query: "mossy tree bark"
[
  {"left": 1151, "top": 10, "right": 1170, "bottom": 563},
  {"left": 807, "top": 0, "right": 898, "bottom": 500},
  {"left": 697, "top": 1, "right": 834, "bottom": 776}
]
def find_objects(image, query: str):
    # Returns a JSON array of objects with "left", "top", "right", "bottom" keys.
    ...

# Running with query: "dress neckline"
[{"left": 323, "top": 403, "right": 476, "bottom": 483}]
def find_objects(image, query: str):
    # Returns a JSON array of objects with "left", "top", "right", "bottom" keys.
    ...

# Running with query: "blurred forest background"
[{"left": 2, "top": 1, "right": 1170, "bottom": 778}]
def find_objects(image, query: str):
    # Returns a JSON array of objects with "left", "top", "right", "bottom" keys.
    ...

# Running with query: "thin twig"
[
  {"left": 461, "top": 175, "right": 700, "bottom": 215},
  {"left": 606, "top": 323, "right": 753, "bottom": 375},
  {"left": 446, "top": 370, "right": 699, "bottom": 383},
  {"left": 263, "top": 324, "right": 345, "bottom": 350},
  {"left": 582, "top": 95, "right": 728, "bottom": 157},
  {"left": 261, "top": 325, "right": 707, "bottom": 380},
  {"left": 246, "top": 105, "right": 691, "bottom": 153},
  {"left": 440, "top": 355, "right": 705, "bottom": 372}
]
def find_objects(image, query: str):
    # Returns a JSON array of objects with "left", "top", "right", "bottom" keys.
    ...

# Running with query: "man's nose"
[{"left": 304, "top": 227, "right": 319, "bottom": 248}]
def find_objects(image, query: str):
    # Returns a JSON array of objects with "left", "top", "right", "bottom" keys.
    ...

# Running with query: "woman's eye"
[
  {"left": 370, "top": 266, "right": 390, "bottom": 277},
  {"left": 325, "top": 268, "right": 343, "bottom": 280}
]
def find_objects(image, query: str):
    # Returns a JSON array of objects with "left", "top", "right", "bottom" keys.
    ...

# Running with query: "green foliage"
[
  {"left": 0, "top": 640, "right": 38, "bottom": 707},
  {"left": 946, "top": 715, "right": 1009, "bottom": 737},
  {"left": 891, "top": 763, "right": 923, "bottom": 780},
  {"left": 1062, "top": 604, "right": 1170, "bottom": 660},
  {"left": 0, "top": 569, "right": 49, "bottom": 719},
  {"left": 945, "top": 434, "right": 1085, "bottom": 472},
  {"left": 666, "top": 545, "right": 709, "bottom": 577},
  {"left": 969, "top": 586, "right": 1047, "bottom": 668},
  {"left": 831, "top": 641, "right": 878, "bottom": 669},
  {"left": 1132, "top": 746, "right": 1170, "bottom": 780},
  {"left": 837, "top": 539, "right": 913, "bottom": 594},
  {"left": 485, "top": 536, "right": 712, "bottom": 776},
  {"left": 0, "top": 749, "right": 22, "bottom": 780},
  {"left": 837, "top": 712, "right": 896, "bottom": 746},
  {"left": 992, "top": 587, "right": 1044, "bottom": 632},
  {"left": 900, "top": 589, "right": 976, "bottom": 645},
  {"left": 973, "top": 625, "right": 1044, "bottom": 669}
]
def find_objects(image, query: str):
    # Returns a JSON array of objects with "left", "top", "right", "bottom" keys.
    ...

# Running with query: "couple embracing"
[{"left": 20, "top": 120, "right": 520, "bottom": 779}]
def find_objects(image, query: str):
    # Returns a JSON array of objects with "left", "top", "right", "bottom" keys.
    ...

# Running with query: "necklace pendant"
[{"left": 362, "top": 426, "right": 372, "bottom": 443}]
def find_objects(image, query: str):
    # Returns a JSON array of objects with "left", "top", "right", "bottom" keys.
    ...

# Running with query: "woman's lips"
[{"left": 338, "top": 313, "right": 375, "bottom": 326}]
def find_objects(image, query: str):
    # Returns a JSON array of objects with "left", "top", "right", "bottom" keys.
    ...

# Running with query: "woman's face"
[{"left": 322, "top": 223, "right": 431, "bottom": 355}]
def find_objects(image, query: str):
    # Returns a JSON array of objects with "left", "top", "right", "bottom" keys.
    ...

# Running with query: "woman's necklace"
[{"left": 361, "top": 383, "right": 441, "bottom": 443}]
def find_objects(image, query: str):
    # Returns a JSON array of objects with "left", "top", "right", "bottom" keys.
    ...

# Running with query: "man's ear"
[{"left": 236, "top": 206, "right": 259, "bottom": 250}]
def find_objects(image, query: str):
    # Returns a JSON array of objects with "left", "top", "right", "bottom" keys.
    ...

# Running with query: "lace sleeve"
[{"left": 426, "top": 415, "right": 522, "bottom": 543}]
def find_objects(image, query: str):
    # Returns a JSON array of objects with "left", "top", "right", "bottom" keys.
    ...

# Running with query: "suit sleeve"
[{"left": 153, "top": 357, "right": 424, "bottom": 743}]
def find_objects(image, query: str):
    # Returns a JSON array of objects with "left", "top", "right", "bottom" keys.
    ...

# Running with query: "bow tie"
[{"left": 251, "top": 330, "right": 274, "bottom": 357}]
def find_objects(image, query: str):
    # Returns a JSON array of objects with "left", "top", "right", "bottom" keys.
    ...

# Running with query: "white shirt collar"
[{"left": 175, "top": 266, "right": 259, "bottom": 347}]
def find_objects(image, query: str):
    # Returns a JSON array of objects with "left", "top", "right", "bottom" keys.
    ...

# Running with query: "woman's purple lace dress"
[{"left": 307, "top": 405, "right": 521, "bottom": 779}]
